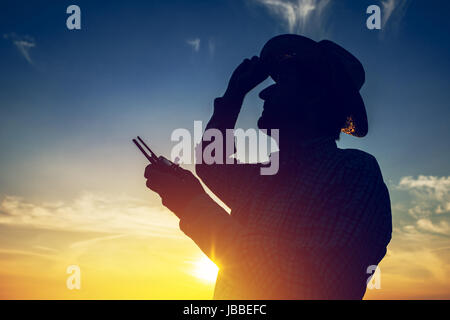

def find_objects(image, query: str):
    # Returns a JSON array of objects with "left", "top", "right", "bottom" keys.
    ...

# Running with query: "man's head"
[{"left": 257, "top": 34, "right": 368, "bottom": 141}]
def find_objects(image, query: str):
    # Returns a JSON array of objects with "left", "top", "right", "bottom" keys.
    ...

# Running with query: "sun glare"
[{"left": 192, "top": 256, "right": 219, "bottom": 283}]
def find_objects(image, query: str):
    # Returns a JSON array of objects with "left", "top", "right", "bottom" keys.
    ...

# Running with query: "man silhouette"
[{"left": 144, "top": 34, "right": 392, "bottom": 299}]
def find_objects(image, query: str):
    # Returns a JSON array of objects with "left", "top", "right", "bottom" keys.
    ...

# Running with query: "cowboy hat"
[{"left": 260, "top": 34, "right": 368, "bottom": 137}]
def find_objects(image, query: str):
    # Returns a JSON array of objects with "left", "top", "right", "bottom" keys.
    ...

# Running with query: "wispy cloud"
[
  {"left": 186, "top": 38, "right": 201, "bottom": 52},
  {"left": 3, "top": 33, "right": 36, "bottom": 65},
  {"left": 0, "top": 192, "right": 182, "bottom": 239},
  {"left": 381, "top": 0, "right": 409, "bottom": 29},
  {"left": 208, "top": 38, "right": 215, "bottom": 57},
  {"left": 69, "top": 234, "right": 128, "bottom": 249},
  {"left": 186, "top": 37, "right": 216, "bottom": 59},
  {"left": 252, "top": 0, "right": 332, "bottom": 37}
]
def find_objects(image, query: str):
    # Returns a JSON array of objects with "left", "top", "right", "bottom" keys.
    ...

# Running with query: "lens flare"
[{"left": 191, "top": 256, "right": 219, "bottom": 283}]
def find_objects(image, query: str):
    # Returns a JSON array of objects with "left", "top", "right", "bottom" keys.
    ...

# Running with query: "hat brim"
[{"left": 342, "top": 90, "right": 368, "bottom": 138}]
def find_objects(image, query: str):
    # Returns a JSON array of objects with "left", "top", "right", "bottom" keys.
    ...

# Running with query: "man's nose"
[{"left": 259, "top": 84, "right": 276, "bottom": 100}]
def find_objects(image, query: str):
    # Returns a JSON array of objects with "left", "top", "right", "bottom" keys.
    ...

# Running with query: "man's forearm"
[
  {"left": 205, "top": 93, "right": 244, "bottom": 132},
  {"left": 179, "top": 193, "right": 242, "bottom": 265},
  {"left": 199, "top": 93, "right": 244, "bottom": 165}
]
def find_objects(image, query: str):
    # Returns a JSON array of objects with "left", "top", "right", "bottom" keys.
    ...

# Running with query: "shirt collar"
[{"left": 279, "top": 136, "right": 337, "bottom": 165}]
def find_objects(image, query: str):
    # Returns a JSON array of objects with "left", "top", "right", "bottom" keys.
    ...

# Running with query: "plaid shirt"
[{"left": 179, "top": 97, "right": 392, "bottom": 299}]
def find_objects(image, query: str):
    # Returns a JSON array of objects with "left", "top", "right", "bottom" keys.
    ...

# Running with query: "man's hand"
[
  {"left": 144, "top": 164, "right": 205, "bottom": 218},
  {"left": 224, "top": 56, "right": 269, "bottom": 102}
]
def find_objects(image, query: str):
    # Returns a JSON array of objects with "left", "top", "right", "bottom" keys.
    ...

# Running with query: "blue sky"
[{"left": 1, "top": 0, "right": 450, "bottom": 298}]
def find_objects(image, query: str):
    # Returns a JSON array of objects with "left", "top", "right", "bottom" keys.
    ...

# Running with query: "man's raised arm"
[{"left": 196, "top": 56, "right": 268, "bottom": 208}]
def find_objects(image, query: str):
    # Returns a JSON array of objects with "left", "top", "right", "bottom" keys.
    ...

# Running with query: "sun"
[{"left": 192, "top": 256, "right": 219, "bottom": 283}]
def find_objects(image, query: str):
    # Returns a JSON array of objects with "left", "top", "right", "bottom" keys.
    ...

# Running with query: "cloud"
[
  {"left": 208, "top": 38, "right": 215, "bottom": 57},
  {"left": 398, "top": 176, "right": 450, "bottom": 218},
  {"left": 32, "top": 245, "right": 59, "bottom": 253},
  {"left": 399, "top": 176, "right": 450, "bottom": 200},
  {"left": 365, "top": 243, "right": 450, "bottom": 299},
  {"left": 252, "top": 0, "right": 332, "bottom": 37},
  {"left": 381, "top": 0, "right": 409, "bottom": 29},
  {"left": 436, "top": 202, "right": 450, "bottom": 214},
  {"left": 368, "top": 175, "right": 450, "bottom": 298},
  {"left": 416, "top": 219, "right": 450, "bottom": 236},
  {"left": 0, "top": 192, "right": 183, "bottom": 239},
  {"left": 69, "top": 234, "right": 128, "bottom": 249},
  {"left": 395, "top": 175, "right": 450, "bottom": 238},
  {"left": 3, "top": 33, "right": 36, "bottom": 65},
  {"left": 186, "top": 38, "right": 216, "bottom": 58},
  {"left": 186, "top": 38, "right": 201, "bottom": 52}
]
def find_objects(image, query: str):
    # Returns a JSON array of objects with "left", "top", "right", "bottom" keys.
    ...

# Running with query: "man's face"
[
  {"left": 257, "top": 81, "right": 299, "bottom": 131},
  {"left": 257, "top": 61, "right": 325, "bottom": 132}
]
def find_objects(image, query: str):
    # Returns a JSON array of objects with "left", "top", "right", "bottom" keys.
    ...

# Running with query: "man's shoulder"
[
  {"left": 337, "top": 148, "right": 379, "bottom": 169},
  {"left": 338, "top": 147, "right": 376, "bottom": 160},
  {"left": 334, "top": 148, "right": 383, "bottom": 183}
]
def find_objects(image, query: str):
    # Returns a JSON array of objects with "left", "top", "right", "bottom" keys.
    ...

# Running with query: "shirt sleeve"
[{"left": 196, "top": 96, "right": 262, "bottom": 209}]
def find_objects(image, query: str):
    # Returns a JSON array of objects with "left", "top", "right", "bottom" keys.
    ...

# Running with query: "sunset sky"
[{"left": 1, "top": 0, "right": 450, "bottom": 299}]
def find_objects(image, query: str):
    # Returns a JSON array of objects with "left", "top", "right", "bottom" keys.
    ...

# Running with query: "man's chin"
[
  {"left": 258, "top": 116, "right": 276, "bottom": 131},
  {"left": 258, "top": 117, "right": 281, "bottom": 137},
  {"left": 257, "top": 116, "right": 267, "bottom": 130}
]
